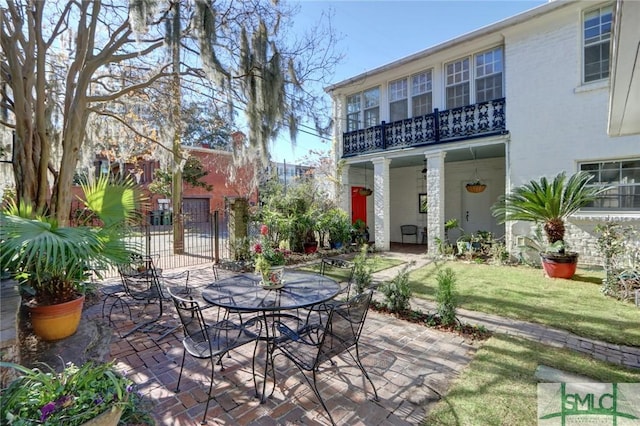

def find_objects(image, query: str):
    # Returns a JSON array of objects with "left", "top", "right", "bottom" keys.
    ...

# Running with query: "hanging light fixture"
[
  {"left": 358, "top": 163, "right": 373, "bottom": 196},
  {"left": 421, "top": 158, "right": 427, "bottom": 174},
  {"left": 465, "top": 147, "right": 487, "bottom": 193}
]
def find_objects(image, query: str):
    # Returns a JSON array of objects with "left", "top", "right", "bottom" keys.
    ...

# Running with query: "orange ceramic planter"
[
  {"left": 29, "top": 295, "right": 85, "bottom": 341},
  {"left": 540, "top": 253, "right": 578, "bottom": 279}
]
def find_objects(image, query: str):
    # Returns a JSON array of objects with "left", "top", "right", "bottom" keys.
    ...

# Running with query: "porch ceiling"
[{"left": 349, "top": 143, "right": 505, "bottom": 169}]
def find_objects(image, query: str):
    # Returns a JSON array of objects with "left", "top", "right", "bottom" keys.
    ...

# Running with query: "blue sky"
[{"left": 271, "top": 0, "right": 547, "bottom": 163}]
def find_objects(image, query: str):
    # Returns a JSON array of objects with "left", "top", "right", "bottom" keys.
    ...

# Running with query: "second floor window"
[
  {"left": 388, "top": 78, "right": 408, "bottom": 122},
  {"left": 363, "top": 87, "right": 380, "bottom": 128},
  {"left": 475, "top": 48, "right": 503, "bottom": 103},
  {"left": 346, "top": 87, "right": 380, "bottom": 131},
  {"left": 583, "top": 5, "right": 612, "bottom": 83},
  {"left": 445, "top": 58, "right": 470, "bottom": 109},
  {"left": 412, "top": 71, "right": 433, "bottom": 117},
  {"left": 580, "top": 159, "right": 640, "bottom": 210},
  {"left": 346, "top": 94, "right": 361, "bottom": 132}
]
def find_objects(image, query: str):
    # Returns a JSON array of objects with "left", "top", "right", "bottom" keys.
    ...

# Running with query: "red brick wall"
[{"left": 71, "top": 148, "right": 259, "bottom": 220}]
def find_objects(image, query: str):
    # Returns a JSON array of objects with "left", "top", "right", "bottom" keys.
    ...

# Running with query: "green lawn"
[
  {"left": 411, "top": 261, "right": 640, "bottom": 347},
  {"left": 425, "top": 334, "right": 640, "bottom": 425},
  {"left": 298, "top": 256, "right": 404, "bottom": 282}
]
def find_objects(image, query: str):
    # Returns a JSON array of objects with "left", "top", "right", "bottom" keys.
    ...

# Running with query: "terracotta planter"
[
  {"left": 81, "top": 405, "right": 124, "bottom": 426},
  {"left": 29, "top": 295, "right": 85, "bottom": 341},
  {"left": 303, "top": 242, "right": 318, "bottom": 254},
  {"left": 540, "top": 252, "right": 578, "bottom": 279}
]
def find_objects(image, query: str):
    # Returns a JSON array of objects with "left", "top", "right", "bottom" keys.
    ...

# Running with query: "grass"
[
  {"left": 298, "top": 255, "right": 404, "bottom": 282},
  {"left": 425, "top": 334, "right": 640, "bottom": 425},
  {"left": 410, "top": 261, "right": 640, "bottom": 347}
]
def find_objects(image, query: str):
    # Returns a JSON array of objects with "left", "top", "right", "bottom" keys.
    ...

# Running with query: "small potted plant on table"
[{"left": 254, "top": 224, "right": 289, "bottom": 289}]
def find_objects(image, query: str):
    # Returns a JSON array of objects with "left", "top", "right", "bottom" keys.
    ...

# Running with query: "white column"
[
  {"left": 426, "top": 152, "right": 446, "bottom": 255},
  {"left": 339, "top": 163, "right": 350, "bottom": 213},
  {"left": 372, "top": 157, "right": 391, "bottom": 251}
]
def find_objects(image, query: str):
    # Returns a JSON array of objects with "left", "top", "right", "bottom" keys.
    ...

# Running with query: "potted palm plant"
[
  {"left": 0, "top": 175, "right": 143, "bottom": 340},
  {"left": 491, "top": 171, "right": 609, "bottom": 279}
]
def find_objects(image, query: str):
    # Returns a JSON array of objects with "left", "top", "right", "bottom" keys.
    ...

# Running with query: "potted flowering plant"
[
  {"left": 0, "top": 360, "right": 149, "bottom": 426},
  {"left": 254, "top": 224, "right": 289, "bottom": 288}
]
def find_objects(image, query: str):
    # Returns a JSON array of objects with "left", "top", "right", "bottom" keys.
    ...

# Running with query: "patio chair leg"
[
  {"left": 176, "top": 350, "right": 186, "bottom": 392},
  {"left": 353, "top": 343, "right": 378, "bottom": 401},
  {"left": 202, "top": 359, "right": 216, "bottom": 424},
  {"left": 311, "top": 368, "right": 336, "bottom": 426}
]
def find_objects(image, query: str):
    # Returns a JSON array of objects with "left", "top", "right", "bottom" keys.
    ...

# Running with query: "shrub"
[
  {"left": 380, "top": 262, "right": 413, "bottom": 313},
  {"left": 436, "top": 267, "right": 458, "bottom": 326},
  {"left": 595, "top": 220, "right": 636, "bottom": 297},
  {"left": 352, "top": 244, "right": 373, "bottom": 294}
]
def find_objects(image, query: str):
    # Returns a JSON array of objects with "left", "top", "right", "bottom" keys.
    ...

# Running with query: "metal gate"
[{"left": 71, "top": 200, "right": 232, "bottom": 276}]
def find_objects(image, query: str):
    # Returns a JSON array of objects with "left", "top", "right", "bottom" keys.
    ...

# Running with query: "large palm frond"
[{"left": 491, "top": 171, "right": 610, "bottom": 243}]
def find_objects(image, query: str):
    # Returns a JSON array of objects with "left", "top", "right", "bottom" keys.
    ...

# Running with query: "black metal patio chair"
[
  {"left": 113, "top": 255, "right": 185, "bottom": 341},
  {"left": 168, "top": 287, "right": 261, "bottom": 425},
  {"left": 302, "top": 257, "right": 356, "bottom": 325},
  {"left": 274, "top": 291, "right": 378, "bottom": 425}
]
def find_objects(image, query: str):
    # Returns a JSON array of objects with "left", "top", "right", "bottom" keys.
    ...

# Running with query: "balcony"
[{"left": 342, "top": 98, "right": 507, "bottom": 157}]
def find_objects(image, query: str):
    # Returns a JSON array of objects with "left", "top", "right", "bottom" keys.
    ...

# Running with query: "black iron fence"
[{"left": 70, "top": 200, "right": 231, "bottom": 275}]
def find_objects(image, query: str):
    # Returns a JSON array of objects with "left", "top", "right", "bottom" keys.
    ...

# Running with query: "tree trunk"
[{"left": 170, "top": 2, "right": 184, "bottom": 254}]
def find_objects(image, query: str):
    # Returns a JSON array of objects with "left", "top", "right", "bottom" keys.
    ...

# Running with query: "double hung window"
[
  {"left": 346, "top": 94, "right": 361, "bottom": 132},
  {"left": 388, "top": 78, "right": 408, "bottom": 122},
  {"left": 580, "top": 159, "right": 640, "bottom": 209},
  {"left": 411, "top": 71, "right": 433, "bottom": 117},
  {"left": 475, "top": 48, "right": 503, "bottom": 103},
  {"left": 446, "top": 47, "right": 503, "bottom": 109},
  {"left": 346, "top": 88, "right": 380, "bottom": 131},
  {"left": 583, "top": 5, "right": 613, "bottom": 83},
  {"left": 363, "top": 87, "right": 380, "bottom": 128},
  {"left": 445, "top": 58, "right": 470, "bottom": 109}
]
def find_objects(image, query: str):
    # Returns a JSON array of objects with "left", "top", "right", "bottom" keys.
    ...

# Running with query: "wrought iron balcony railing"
[{"left": 342, "top": 98, "right": 507, "bottom": 157}]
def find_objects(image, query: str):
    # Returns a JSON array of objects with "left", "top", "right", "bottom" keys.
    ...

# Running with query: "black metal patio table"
[{"left": 201, "top": 270, "right": 340, "bottom": 402}]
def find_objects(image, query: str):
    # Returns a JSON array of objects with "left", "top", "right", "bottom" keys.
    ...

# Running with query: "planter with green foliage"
[
  {"left": 325, "top": 208, "right": 352, "bottom": 249},
  {"left": 0, "top": 176, "right": 143, "bottom": 340},
  {"left": 0, "top": 361, "right": 148, "bottom": 426},
  {"left": 491, "top": 171, "right": 609, "bottom": 279}
]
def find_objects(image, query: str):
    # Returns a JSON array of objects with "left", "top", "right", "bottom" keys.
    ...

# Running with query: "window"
[
  {"left": 475, "top": 48, "right": 503, "bottom": 103},
  {"left": 363, "top": 87, "right": 380, "bottom": 128},
  {"left": 583, "top": 5, "right": 613, "bottom": 83},
  {"left": 346, "top": 94, "right": 361, "bottom": 132},
  {"left": 346, "top": 87, "right": 379, "bottom": 131},
  {"left": 580, "top": 159, "right": 640, "bottom": 209},
  {"left": 388, "top": 78, "right": 408, "bottom": 122},
  {"left": 412, "top": 71, "right": 433, "bottom": 116},
  {"left": 445, "top": 58, "right": 470, "bottom": 109}
]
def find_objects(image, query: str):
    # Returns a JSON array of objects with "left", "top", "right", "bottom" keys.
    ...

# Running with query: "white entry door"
[{"left": 461, "top": 181, "right": 494, "bottom": 235}]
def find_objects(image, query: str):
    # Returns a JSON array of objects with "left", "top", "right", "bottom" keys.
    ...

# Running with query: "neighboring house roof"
[{"left": 324, "top": 0, "right": 576, "bottom": 93}]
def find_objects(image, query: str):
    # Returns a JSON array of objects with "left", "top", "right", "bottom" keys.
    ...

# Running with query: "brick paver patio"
[{"left": 85, "top": 266, "right": 479, "bottom": 425}]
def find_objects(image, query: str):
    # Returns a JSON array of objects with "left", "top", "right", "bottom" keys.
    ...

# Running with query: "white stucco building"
[{"left": 326, "top": 0, "right": 639, "bottom": 265}]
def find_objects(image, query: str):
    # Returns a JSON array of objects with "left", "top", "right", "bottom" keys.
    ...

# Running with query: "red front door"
[{"left": 351, "top": 187, "right": 367, "bottom": 225}]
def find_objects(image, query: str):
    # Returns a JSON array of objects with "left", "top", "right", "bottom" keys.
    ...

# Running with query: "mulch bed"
[{"left": 370, "top": 301, "right": 492, "bottom": 342}]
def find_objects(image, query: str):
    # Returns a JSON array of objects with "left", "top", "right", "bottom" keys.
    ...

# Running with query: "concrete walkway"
[{"left": 372, "top": 251, "right": 640, "bottom": 369}]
